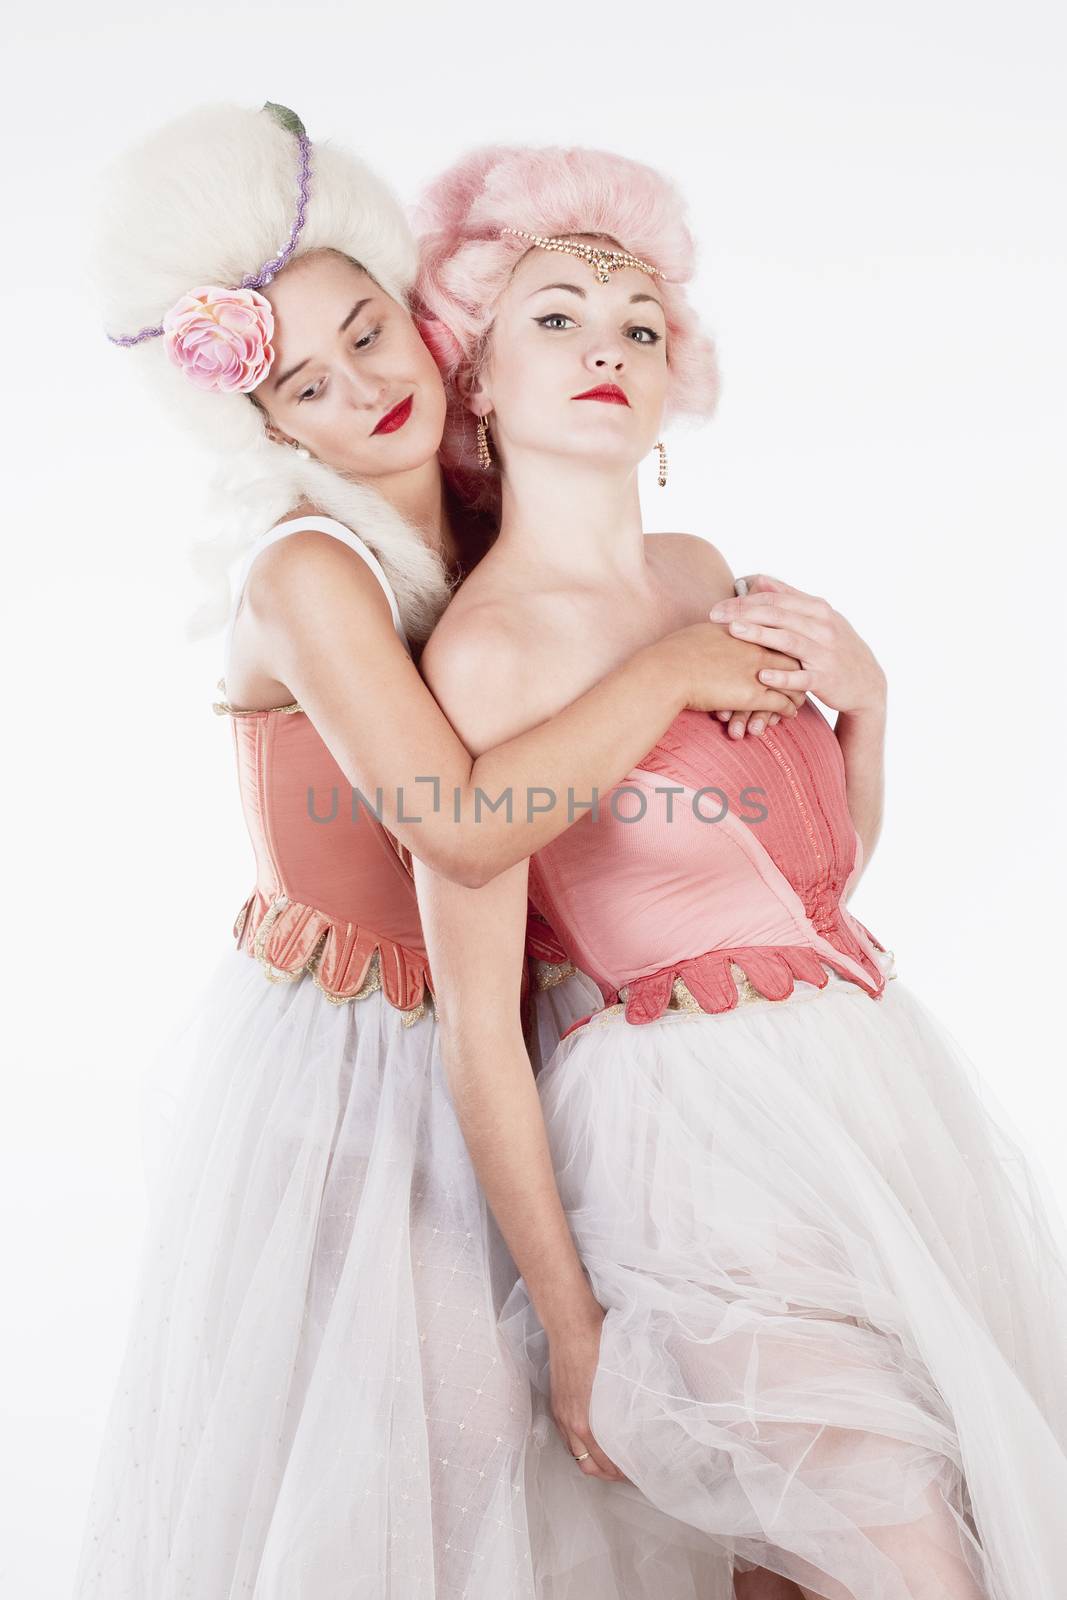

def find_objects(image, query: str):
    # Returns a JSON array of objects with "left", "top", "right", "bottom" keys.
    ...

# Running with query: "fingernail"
[
  {"left": 709, "top": 606, "right": 730, "bottom": 621},
  {"left": 750, "top": 719, "right": 764, "bottom": 734},
  {"left": 731, "top": 622, "right": 749, "bottom": 634}
]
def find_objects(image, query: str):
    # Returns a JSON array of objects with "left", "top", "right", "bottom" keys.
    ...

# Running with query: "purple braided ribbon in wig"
[{"left": 107, "top": 103, "right": 313, "bottom": 348}]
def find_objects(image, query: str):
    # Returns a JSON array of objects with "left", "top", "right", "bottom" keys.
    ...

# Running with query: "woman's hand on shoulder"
[
  {"left": 650, "top": 534, "right": 807, "bottom": 736},
  {"left": 709, "top": 573, "right": 887, "bottom": 718}
]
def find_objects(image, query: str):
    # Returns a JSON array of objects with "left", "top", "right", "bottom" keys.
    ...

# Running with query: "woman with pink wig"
[
  {"left": 412, "top": 145, "right": 1067, "bottom": 1599},
  {"left": 76, "top": 105, "right": 806, "bottom": 1600}
]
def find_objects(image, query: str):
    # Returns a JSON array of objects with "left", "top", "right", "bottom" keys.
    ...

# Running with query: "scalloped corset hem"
[
  {"left": 232, "top": 888, "right": 581, "bottom": 1023},
  {"left": 528, "top": 702, "right": 894, "bottom": 1034},
  {"left": 219, "top": 693, "right": 435, "bottom": 1021},
  {"left": 218, "top": 687, "right": 588, "bottom": 1023},
  {"left": 233, "top": 889, "right": 434, "bottom": 1022},
  {"left": 560, "top": 943, "right": 899, "bottom": 1038}
]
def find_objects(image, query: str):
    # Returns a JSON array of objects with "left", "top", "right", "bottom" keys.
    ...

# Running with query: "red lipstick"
[
  {"left": 572, "top": 383, "right": 630, "bottom": 406},
  {"left": 372, "top": 394, "right": 414, "bottom": 435}
]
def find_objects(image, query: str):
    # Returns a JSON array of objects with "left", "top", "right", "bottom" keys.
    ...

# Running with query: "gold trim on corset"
[
  {"left": 589, "top": 1002, "right": 626, "bottom": 1027},
  {"left": 213, "top": 677, "right": 303, "bottom": 717},
  {"left": 589, "top": 963, "right": 811, "bottom": 1030},
  {"left": 535, "top": 959, "right": 577, "bottom": 990},
  {"left": 310, "top": 945, "right": 383, "bottom": 1006},
  {"left": 233, "top": 895, "right": 254, "bottom": 948},
  {"left": 399, "top": 999, "right": 429, "bottom": 1028},
  {"left": 667, "top": 975, "right": 703, "bottom": 1012},
  {"left": 251, "top": 894, "right": 324, "bottom": 984},
  {"left": 310, "top": 948, "right": 431, "bottom": 1026},
  {"left": 245, "top": 894, "right": 432, "bottom": 1025}
]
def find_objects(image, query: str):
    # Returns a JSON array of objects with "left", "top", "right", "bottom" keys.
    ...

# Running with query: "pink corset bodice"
[
  {"left": 217, "top": 694, "right": 580, "bottom": 1023},
  {"left": 216, "top": 514, "right": 439, "bottom": 1013},
  {"left": 218, "top": 693, "right": 436, "bottom": 1014},
  {"left": 528, "top": 701, "right": 889, "bottom": 1025},
  {"left": 214, "top": 503, "right": 579, "bottom": 1021}
]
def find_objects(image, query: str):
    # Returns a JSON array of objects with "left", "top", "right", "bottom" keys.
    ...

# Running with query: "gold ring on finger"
[{"left": 572, "top": 1449, "right": 590, "bottom": 1462}]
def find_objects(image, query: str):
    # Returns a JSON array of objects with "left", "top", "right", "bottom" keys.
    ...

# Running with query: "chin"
[
  {"left": 560, "top": 437, "right": 644, "bottom": 471},
  {"left": 566, "top": 413, "right": 646, "bottom": 446},
  {"left": 352, "top": 425, "right": 443, "bottom": 479}
]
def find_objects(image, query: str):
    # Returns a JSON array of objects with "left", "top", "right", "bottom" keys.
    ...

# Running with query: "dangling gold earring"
[
  {"left": 655, "top": 441, "right": 668, "bottom": 488},
  {"left": 476, "top": 414, "right": 493, "bottom": 469}
]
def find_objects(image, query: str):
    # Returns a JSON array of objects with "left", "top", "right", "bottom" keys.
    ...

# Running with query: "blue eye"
[{"left": 535, "top": 314, "right": 577, "bottom": 330}]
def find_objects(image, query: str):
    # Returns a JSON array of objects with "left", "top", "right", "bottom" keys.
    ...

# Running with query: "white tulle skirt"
[
  {"left": 72, "top": 947, "right": 602, "bottom": 1600},
  {"left": 505, "top": 948, "right": 1067, "bottom": 1600}
]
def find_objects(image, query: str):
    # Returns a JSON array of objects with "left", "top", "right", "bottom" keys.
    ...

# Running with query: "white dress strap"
[{"left": 223, "top": 514, "right": 409, "bottom": 684}]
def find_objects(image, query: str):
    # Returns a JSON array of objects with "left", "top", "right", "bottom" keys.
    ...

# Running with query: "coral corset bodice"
[
  {"left": 222, "top": 697, "right": 434, "bottom": 1013},
  {"left": 528, "top": 701, "right": 889, "bottom": 1025},
  {"left": 216, "top": 692, "right": 579, "bottom": 1022}
]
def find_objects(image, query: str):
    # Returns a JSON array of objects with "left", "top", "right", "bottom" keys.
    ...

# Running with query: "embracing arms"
[{"left": 241, "top": 529, "right": 804, "bottom": 887}]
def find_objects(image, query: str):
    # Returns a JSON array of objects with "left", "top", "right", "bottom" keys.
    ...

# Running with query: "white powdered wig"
[{"left": 93, "top": 102, "right": 453, "bottom": 642}]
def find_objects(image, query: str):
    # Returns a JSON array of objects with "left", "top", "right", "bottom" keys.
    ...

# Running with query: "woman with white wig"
[{"left": 74, "top": 102, "right": 805, "bottom": 1598}]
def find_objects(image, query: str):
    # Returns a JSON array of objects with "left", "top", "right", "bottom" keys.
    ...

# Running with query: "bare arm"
[
  {"left": 835, "top": 697, "right": 888, "bottom": 887},
  {"left": 412, "top": 851, "right": 622, "bottom": 1480},
  {"left": 246, "top": 530, "right": 802, "bottom": 888},
  {"left": 414, "top": 856, "right": 596, "bottom": 1339},
  {"left": 411, "top": 621, "right": 627, "bottom": 1478},
  {"left": 706, "top": 567, "right": 888, "bottom": 882}
]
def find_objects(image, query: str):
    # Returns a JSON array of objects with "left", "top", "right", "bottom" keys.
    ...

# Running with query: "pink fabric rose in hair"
[{"left": 162, "top": 286, "right": 275, "bottom": 393}]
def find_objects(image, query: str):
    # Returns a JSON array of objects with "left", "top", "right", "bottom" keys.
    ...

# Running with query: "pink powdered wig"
[{"left": 413, "top": 144, "right": 721, "bottom": 505}]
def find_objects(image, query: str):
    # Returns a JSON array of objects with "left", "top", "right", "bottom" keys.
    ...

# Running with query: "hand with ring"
[
  {"left": 549, "top": 1298, "right": 629, "bottom": 1482},
  {"left": 708, "top": 572, "right": 886, "bottom": 735}
]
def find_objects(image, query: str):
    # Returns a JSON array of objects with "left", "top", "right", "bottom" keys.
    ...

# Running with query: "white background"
[{"left": 3, "top": 1, "right": 1065, "bottom": 1593}]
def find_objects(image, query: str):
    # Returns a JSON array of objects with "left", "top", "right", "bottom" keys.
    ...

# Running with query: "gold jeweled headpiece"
[{"left": 499, "top": 227, "right": 663, "bottom": 286}]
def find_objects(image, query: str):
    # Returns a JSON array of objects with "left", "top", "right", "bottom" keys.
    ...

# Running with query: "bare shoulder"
[
  {"left": 647, "top": 531, "right": 735, "bottom": 588},
  {"left": 227, "top": 520, "right": 409, "bottom": 711},
  {"left": 426, "top": 543, "right": 598, "bottom": 752},
  {"left": 246, "top": 525, "right": 394, "bottom": 629},
  {"left": 420, "top": 595, "right": 536, "bottom": 755}
]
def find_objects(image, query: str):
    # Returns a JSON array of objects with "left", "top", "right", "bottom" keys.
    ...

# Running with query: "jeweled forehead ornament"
[
  {"left": 105, "top": 102, "right": 312, "bottom": 395},
  {"left": 500, "top": 227, "right": 663, "bottom": 286}
]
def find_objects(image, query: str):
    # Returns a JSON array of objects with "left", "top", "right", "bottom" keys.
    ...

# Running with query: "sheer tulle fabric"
[
  {"left": 73, "top": 951, "right": 599, "bottom": 1600},
  {"left": 506, "top": 952, "right": 1067, "bottom": 1600}
]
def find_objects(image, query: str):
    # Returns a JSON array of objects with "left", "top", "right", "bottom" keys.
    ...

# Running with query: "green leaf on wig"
[{"left": 262, "top": 102, "right": 307, "bottom": 138}]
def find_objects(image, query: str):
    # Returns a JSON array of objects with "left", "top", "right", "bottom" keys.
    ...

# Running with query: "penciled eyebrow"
[
  {"left": 272, "top": 297, "right": 374, "bottom": 391},
  {"left": 527, "top": 282, "right": 664, "bottom": 312},
  {"left": 528, "top": 282, "right": 586, "bottom": 300}
]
